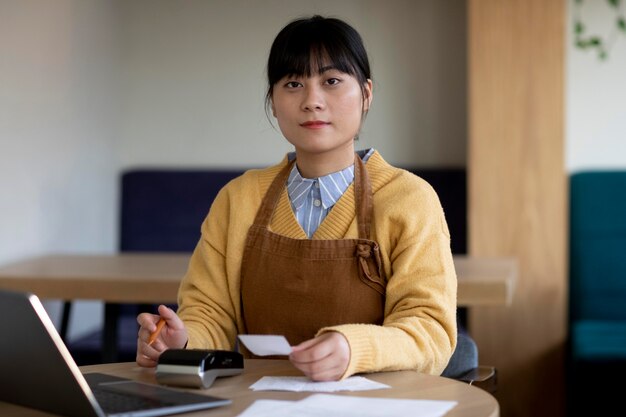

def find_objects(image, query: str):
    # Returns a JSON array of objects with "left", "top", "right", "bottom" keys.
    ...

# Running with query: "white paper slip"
[
  {"left": 235, "top": 399, "right": 292, "bottom": 417},
  {"left": 236, "top": 394, "right": 457, "bottom": 417},
  {"left": 249, "top": 376, "right": 390, "bottom": 392},
  {"left": 238, "top": 334, "right": 292, "bottom": 356}
]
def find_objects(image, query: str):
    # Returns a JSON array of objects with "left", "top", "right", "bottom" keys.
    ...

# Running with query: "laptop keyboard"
[
  {"left": 92, "top": 386, "right": 174, "bottom": 413},
  {"left": 83, "top": 372, "right": 231, "bottom": 416}
]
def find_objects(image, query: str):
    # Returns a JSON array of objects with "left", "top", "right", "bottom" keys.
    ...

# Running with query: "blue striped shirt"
[{"left": 287, "top": 148, "right": 374, "bottom": 238}]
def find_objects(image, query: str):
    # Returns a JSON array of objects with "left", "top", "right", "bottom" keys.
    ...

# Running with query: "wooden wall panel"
[{"left": 467, "top": 1, "right": 566, "bottom": 416}]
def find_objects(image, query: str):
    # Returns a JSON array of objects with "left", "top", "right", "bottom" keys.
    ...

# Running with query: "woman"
[{"left": 136, "top": 15, "right": 457, "bottom": 382}]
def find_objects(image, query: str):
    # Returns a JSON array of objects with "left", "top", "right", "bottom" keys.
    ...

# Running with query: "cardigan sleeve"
[{"left": 176, "top": 185, "right": 241, "bottom": 351}]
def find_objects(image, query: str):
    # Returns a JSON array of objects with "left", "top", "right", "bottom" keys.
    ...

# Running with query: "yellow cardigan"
[{"left": 177, "top": 151, "right": 457, "bottom": 377}]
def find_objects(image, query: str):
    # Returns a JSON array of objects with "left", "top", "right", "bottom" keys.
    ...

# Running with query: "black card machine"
[{"left": 156, "top": 349, "right": 244, "bottom": 389}]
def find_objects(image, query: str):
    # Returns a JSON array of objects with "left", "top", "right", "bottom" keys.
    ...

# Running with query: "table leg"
[
  {"left": 103, "top": 303, "right": 120, "bottom": 363},
  {"left": 458, "top": 307, "right": 468, "bottom": 330},
  {"left": 60, "top": 301, "right": 72, "bottom": 341}
]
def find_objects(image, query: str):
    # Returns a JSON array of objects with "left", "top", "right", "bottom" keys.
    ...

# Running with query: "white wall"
[
  {"left": 0, "top": 0, "right": 120, "bottom": 337},
  {"left": 117, "top": 0, "right": 467, "bottom": 169},
  {"left": 566, "top": 0, "right": 626, "bottom": 171},
  {"left": 0, "top": 0, "right": 119, "bottom": 263},
  {"left": 0, "top": 0, "right": 467, "bottom": 340}
]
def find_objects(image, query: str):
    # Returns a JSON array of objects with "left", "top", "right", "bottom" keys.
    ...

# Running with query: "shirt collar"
[{"left": 287, "top": 163, "right": 355, "bottom": 211}]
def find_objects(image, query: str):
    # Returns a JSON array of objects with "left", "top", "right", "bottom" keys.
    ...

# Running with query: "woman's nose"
[{"left": 301, "top": 86, "right": 325, "bottom": 111}]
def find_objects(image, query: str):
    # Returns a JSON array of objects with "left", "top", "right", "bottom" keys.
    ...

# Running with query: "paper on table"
[
  {"left": 249, "top": 376, "right": 390, "bottom": 392},
  {"left": 236, "top": 394, "right": 458, "bottom": 417},
  {"left": 238, "top": 334, "right": 292, "bottom": 356},
  {"left": 236, "top": 399, "right": 292, "bottom": 417}
]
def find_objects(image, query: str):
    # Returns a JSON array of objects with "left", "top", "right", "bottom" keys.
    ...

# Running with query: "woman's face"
[{"left": 271, "top": 65, "right": 372, "bottom": 161}]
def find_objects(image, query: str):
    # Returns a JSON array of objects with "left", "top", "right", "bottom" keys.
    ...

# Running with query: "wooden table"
[
  {"left": 0, "top": 253, "right": 516, "bottom": 362},
  {"left": 453, "top": 256, "right": 516, "bottom": 306},
  {"left": 0, "top": 359, "right": 500, "bottom": 417},
  {"left": 0, "top": 253, "right": 516, "bottom": 306}
]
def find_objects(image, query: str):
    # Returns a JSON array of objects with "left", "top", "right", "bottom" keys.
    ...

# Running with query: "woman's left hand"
[{"left": 289, "top": 332, "right": 350, "bottom": 381}]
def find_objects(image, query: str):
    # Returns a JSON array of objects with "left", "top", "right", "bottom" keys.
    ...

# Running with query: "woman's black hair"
[{"left": 265, "top": 15, "right": 372, "bottom": 114}]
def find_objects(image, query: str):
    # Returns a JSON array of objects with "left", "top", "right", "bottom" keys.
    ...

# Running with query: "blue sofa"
[
  {"left": 68, "top": 166, "right": 467, "bottom": 364},
  {"left": 118, "top": 167, "right": 467, "bottom": 255},
  {"left": 567, "top": 171, "right": 626, "bottom": 415}
]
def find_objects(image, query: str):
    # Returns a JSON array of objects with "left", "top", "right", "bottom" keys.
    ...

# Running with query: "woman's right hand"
[{"left": 136, "top": 304, "right": 188, "bottom": 368}]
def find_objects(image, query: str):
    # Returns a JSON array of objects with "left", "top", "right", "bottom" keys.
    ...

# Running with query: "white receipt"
[
  {"left": 238, "top": 334, "right": 292, "bottom": 356},
  {"left": 236, "top": 394, "right": 458, "bottom": 417},
  {"left": 249, "top": 376, "right": 390, "bottom": 392}
]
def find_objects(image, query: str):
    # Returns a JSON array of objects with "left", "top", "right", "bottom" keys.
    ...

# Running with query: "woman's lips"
[{"left": 300, "top": 121, "right": 330, "bottom": 129}]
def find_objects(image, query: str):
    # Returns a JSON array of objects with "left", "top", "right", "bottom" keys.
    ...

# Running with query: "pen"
[{"left": 148, "top": 318, "right": 166, "bottom": 346}]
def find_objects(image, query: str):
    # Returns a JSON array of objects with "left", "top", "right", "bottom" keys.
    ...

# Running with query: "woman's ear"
[
  {"left": 363, "top": 79, "right": 373, "bottom": 112},
  {"left": 271, "top": 100, "right": 277, "bottom": 118}
]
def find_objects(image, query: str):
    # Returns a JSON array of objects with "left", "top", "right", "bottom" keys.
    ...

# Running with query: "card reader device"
[{"left": 156, "top": 349, "right": 244, "bottom": 389}]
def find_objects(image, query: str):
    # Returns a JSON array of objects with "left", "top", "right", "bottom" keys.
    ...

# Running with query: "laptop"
[{"left": 0, "top": 289, "right": 232, "bottom": 417}]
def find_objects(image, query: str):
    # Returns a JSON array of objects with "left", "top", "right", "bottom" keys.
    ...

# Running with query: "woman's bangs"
[{"left": 276, "top": 43, "right": 357, "bottom": 81}]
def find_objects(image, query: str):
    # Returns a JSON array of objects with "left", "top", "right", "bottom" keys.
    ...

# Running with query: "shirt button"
[
  {"left": 314, "top": 182, "right": 320, "bottom": 188},
  {"left": 313, "top": 199, "right": 321, "bottom": 207}
]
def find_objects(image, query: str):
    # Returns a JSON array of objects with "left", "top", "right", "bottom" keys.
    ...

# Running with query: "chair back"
[{"left": 441, "top": 332, "right": 478, "bottom": 379}]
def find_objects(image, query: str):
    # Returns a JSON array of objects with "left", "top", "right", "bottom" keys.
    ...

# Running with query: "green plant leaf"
[
  {"left": 575, "top": 21, "right": 585, "bottom": 34},
  {"left": 574, "top": 0, "right": 621, "bottom": 60}
]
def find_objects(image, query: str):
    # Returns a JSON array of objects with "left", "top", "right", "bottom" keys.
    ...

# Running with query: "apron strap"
[
  {"left": 354, "top": 154, "right": 373, "bottom": 240},
  {"left": 251, "top": 159, "right": 296, "bottom": 228}
]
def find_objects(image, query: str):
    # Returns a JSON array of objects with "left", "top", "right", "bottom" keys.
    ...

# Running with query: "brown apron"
[{"left": 240, "top": 154, "right": 387, "bottom": 347}]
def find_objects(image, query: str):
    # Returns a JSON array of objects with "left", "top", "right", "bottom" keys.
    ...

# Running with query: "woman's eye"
[
  {"left": 285, "top": 81, "right": 301, "bottom": 88},
  {"left": 326, "top": 78, "right": 341, "bottom": 86}
]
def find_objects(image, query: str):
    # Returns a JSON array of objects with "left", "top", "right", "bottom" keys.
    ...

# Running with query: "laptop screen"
[{"left": 0, "top": 289, "right": 231, "bottom": 417}]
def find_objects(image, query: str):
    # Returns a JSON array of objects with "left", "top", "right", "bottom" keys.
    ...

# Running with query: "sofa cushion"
[
  {"left": 571, "top": 320, "right": 626, "bottom": 360},
  {"left": 120, "top": 167, "right": 467, "bottom": 254},
  {"left": 120, "top": 169, "right": 245, "bottom": 252},
  {"left": 570, "top": 172, "right": 626, "bottom": 322}
]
